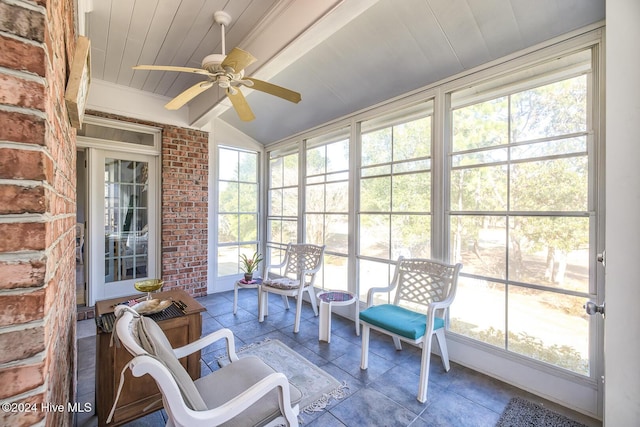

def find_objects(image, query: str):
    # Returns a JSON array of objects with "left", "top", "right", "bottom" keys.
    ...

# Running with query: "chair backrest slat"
[
  {"left": 393, "top": 258, "right": 460, "bottom": 310},
  {"left": 283, "top": 243, "right": 324, "bottom": 283}
]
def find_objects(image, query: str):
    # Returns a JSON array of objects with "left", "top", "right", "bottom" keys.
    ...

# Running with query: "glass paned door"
[{"left": 89, "top": 150, "right": 158, "bottom": 304}]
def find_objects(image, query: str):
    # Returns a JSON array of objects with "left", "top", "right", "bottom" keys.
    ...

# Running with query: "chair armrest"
[
  {"left": 365, "top": 285, "right": 395, "bottom": 306},
  {"left": 196, "top": 372, "right": 298, "bottom": 425},
  {"left": 173, "top": 328, "right": 238, "bottom": 362}
]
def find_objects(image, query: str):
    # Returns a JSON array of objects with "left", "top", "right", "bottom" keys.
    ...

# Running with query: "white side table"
[
  {"left": 317, "top": 290, "right": 359, "bottom": 343},
  {"left": 233, "top": 278, "right": 262, "bottom": 315}
]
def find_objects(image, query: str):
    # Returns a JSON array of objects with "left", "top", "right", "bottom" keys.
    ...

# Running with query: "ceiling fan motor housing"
[{"left": 202, "top": 54, "right": 225, "bottom": 72}]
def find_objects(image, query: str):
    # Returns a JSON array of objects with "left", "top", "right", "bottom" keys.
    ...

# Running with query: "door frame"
[{"left": 77, "top": 116, "right": 161, "bottom": 306}]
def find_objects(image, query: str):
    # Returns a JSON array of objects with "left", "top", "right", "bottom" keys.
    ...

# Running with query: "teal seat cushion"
[{"left": 360, "top": 304, "right": 444, "bottom": 340}]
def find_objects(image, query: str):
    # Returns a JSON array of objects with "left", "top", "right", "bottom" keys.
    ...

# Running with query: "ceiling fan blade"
[
  {"left": 226, "top": 88, "right": 255, "bottom": 122},
  {"left": 245, "top": 78, "right": 301, "bottom": 104},
  {"left": 221, "top": 48, "right": 256, "bottom": 73},
  {"left": 133, "top": 64, "right": 213, "bottom": 77},
  {"left": 165, "top": 81, "right": 214, "bottom": 110}
]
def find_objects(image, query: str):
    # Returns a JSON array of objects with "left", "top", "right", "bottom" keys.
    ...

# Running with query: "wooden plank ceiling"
[{"left": 86, "top": 0, "right": 605, "bottom": 144}]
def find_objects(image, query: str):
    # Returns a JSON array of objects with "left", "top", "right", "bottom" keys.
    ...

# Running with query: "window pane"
[
  {"left": 270, "top": 189, "right": 282, "bottom": 216},
  {"left": 453, "top": 97, "right": 508, "bottom": 152},
  {"left": 362, "top": 128, "right": 392, "bottom": 166},
  {"left": 218, "top": 182, "right": 238, "bottom": 212},
  {"left": 360, "top": 176, "right": 390, "bottom": 212},
  {"left": 306, "top": 146, "right": 325, "bottom": 175},
  {"left": 359, "top": 259, "right": 392, "bottom": 302},
  {"left": 268, "top": 220, "right": 282, "bottom": 243},
  {"left": 239, "top": 183, "right": 257, "bottom": 212},
  {"left": 509, "top": 216, "right": 589, "bottom": 292},
  {"left": 450, "top": 215, "right": 506, "bottom": 276},
  {"left": 392, "top": 173, "right": 430, "bottom": 212},
  {"left": 393, "top": 116, "right": 431, "bottom": 160},
  {"left": 359, "top": 214, "right": 390, "bottom": 258},
  {"left": 393, "top": 159, "right": 430, "bottom": 174},
  {"left": 508, "top": 287, "right": 589, "bottom": 374},
  {"left": 326, "top": 139, "right": 349, "bottom": 173},
  {"left": 219, "top": 148, "right": 238, "bottom": 180},
  {"left": 282, "top": 219, "right": 297, "bottom": 244},
  {"left": 510, "top": 137, "right": 586, "bottom": 161},
  {"left": 218, "top": 214, "right": 238, "bottom": 243},
  {"left": 270, "top": 157, "right": 283, "bottom": 188},
  {"left": 391, "top": 215, "right": 430, "bottom": 259},
  {"left": 322, "top": 254, "right": 348, "bottom": 292},
  {"left": 239, "top": 152, "right": 257, "bottom": 182},
  {"left": 269, "top": 219, "right": 297, "bottom": 245},
  {"left": 326, "top": 181, "right": 349, "bottom": 212},
  {"left": 218, "top": 246, "right": 239, "bottom": 277},
  {"left": 511, "top": 76, "right": 587, "bottom": 142},
  {"left": 451, "top": 148, "right": 508, "bottom": 167},
  {"left": 282, "top": 188, "right": 298, "bottom": 217},
  {"left": 451, "top": 166, "right": 507, "bottom": 211},
  {"left": 510, "top": 157, "right": 588, "bottom": 211},
  {"left": 306, "top": 184, "right": 324, "bottom": 212},
  {"left": 283, "top": 154, "right": 298, "bottom": 186},
  {"left": 326, "top": 214, "right": 348, "bottom": 254},
  {"left": 450, "top": 278, "right": 506, "bottom": 349},
  {"left": 305, "top": 214, "right": 324, "bottom": 246},
  {"left": 239, "top": 214, "right": 257, "bottom": 242}
]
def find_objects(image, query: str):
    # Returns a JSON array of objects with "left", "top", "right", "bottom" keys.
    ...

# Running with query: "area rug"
[
  {"left": 218, "top": 339, "right": 348, "bottom": 414},
  {"left": 496, "top": 397, "right": 589, "bottom": 427}
]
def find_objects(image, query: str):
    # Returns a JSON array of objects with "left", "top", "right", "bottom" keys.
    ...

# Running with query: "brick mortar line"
[
  {"left": 0, "top": 383, "right": 46, "bottom": 405},
  {"left": 0, "top": 65, "right": 46, "bottom": 84},
  {"left": 0, "top": 103, "right": 47, "bottom": 119},
  {"left": 0, "top": 178, "right": 42, "bottom": 187},
  {"left": 0, "top": 141, "right": 47, "bottom": 151},
  {"left": 0, "top": 29, "right": 43, "bottom": 47},
  {"left": 0, "top": 318, "right": 44, "bottom": 334},
  {"left": 0, "top": 251, "right": 44, "bottom": 262},
  {"left": 1, "top": 0, "right": 46, "bottom": 13}
]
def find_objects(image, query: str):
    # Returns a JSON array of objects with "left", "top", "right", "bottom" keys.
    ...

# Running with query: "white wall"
[
  {"left": 86, "top": 79, "right": 193, "bottom": 128},
  {"left": 604, "top": 0, "right": 640, "bottom": 425}
]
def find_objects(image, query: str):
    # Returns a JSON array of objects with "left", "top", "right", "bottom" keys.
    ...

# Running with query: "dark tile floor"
[{"left": 75, "top": 289, "right": 601, "bottom": 427}]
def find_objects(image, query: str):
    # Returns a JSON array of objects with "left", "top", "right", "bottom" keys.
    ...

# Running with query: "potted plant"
[{"left": 239, "top": 252, "right": 263, "bottom": 282}]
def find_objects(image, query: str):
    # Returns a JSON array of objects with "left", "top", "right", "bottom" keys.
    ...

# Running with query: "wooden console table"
[{"left": 95, "top": 289, "right": 205, "bottom": 426}]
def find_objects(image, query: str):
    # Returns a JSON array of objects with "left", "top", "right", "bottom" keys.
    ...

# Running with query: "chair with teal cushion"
[{"left": 360, "top": 257, "right": 462, "bottom": 403}]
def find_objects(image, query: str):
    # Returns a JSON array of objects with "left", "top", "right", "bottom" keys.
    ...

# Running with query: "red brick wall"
[
  {"left": 0, "top": 0, "right": 77, "bottom": 426},
  {"left": 86, "top": 111, "right": 209, "bottom": 297}
]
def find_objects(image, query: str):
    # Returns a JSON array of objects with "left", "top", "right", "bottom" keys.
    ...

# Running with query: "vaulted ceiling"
[{"left": 85, "top": 0, "right": 605, "bottom": 144}]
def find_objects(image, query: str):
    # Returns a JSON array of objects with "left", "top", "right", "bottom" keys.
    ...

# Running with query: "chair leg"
[
  {"left": 360, "top": 324, "right": 370, "bottom": 370},
  {"left": 307, "top": 286, "right": 318, "bottom": 316},
  {"left": 258, "top": 287, "right": 267, "bottom": 322},
  {"left": 434, "top": 328, "right": 450, "bottom": 372},
  {"left": 293, "top": 292, "right": 303, "bottom": 333},
  {"left": 233, "top": 283, "right": 239, "bottom": 315},
  {"left": 281, "top": 295, "right": 290, "bottom": 310},
  {"left": 392, "top": 336, "right": 403, "bottom": 351},
  {"left": 417, "top": 333, "right": 433, "bottom": 403}
]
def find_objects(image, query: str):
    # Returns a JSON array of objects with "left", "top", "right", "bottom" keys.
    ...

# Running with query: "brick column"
[{"left": 0, "top": 0, "right": 77, "bottom": 426}]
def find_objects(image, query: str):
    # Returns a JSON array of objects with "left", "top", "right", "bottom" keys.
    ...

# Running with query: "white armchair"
[
  {"left": 359, "top": 257, "right": 462, "bottom": 403},
  {"left": 258, "top": 243, "right": 325, "bottom": 333},
  {"left": 111, "top": 306, "right": 301, "bottom": 427}
]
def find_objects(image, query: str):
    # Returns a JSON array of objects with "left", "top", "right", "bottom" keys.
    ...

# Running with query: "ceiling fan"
[{"left": 132, "top": 11, "right": 301, "bottom": 121}]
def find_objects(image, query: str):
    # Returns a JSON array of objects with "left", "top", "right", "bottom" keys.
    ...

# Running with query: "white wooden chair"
[
  {"left": 360, "top": 257, "right": 462, "bottom": 403},
  {"left": 111, "top": 306, "right": 301, "bottom": 427},
  {"left": 258, "top": 243, "right": 325, "bottom": 333}
]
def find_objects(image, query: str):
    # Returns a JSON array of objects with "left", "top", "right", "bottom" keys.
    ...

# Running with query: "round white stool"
[
  {"left": 233, "top": 278, "right": 262, "bottom": 315},
  {"left": 317, "top": 290, "right": 359, "bottom": 343}
]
